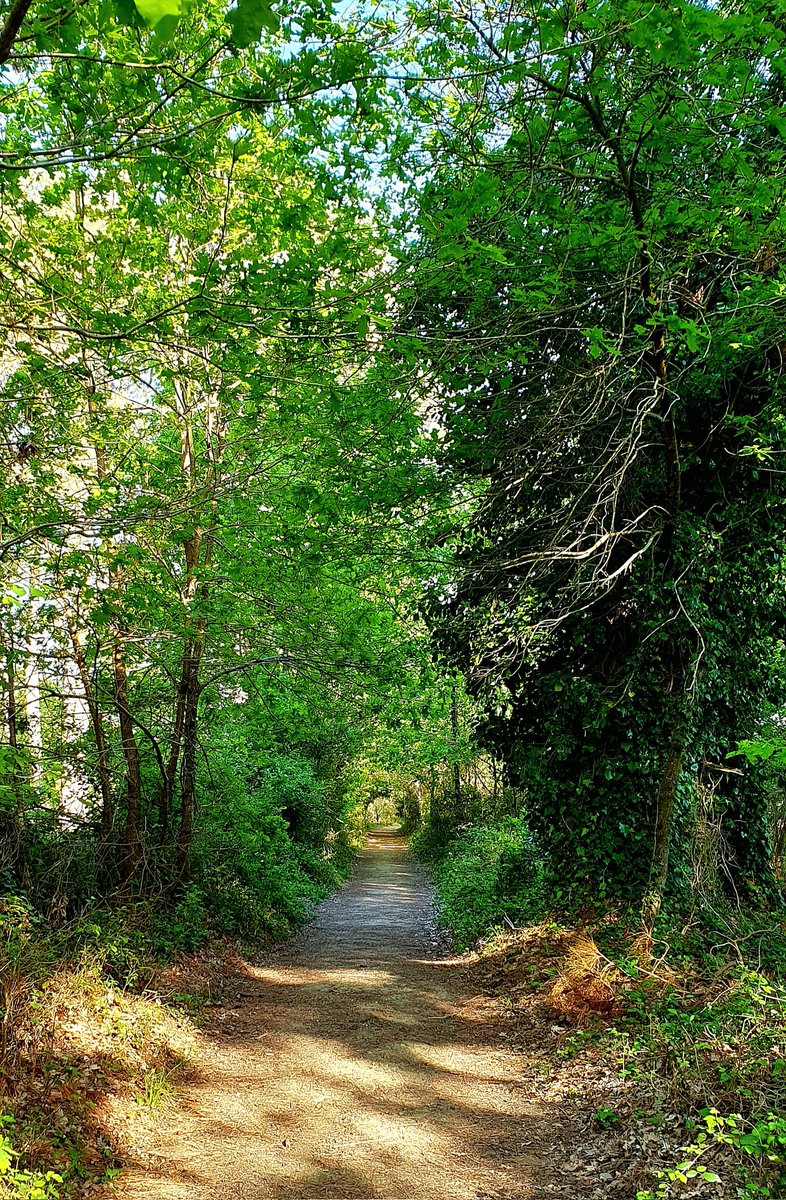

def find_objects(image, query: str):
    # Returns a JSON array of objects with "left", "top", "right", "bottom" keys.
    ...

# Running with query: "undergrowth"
[
  {"left": 0, "top": 893, "right": 197, "bottom": 1198},
  {"left": 417, "top": 820, "right": 786, "bottom": 1197},
  {"left": 467, "top": 922, "right": 786, "bottom": 1198},
  {"left": 410, "top": 816, "right": 547, "bottom": 949}
]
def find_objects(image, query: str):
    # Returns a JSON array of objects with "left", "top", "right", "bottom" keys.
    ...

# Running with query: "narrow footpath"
[{"left": 113, "top": 830, "right": 559, "bottom": 1200}]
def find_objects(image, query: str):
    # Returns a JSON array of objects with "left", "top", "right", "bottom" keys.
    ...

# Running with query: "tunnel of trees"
[{"left": 0, "top": 0, "right": 785, "bottom": 950}]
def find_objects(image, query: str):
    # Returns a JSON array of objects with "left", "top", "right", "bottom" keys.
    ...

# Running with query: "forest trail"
[{"left": 111, "top": 830, "right": 558, "bottom": 1200}]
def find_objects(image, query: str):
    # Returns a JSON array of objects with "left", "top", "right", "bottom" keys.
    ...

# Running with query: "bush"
[
  {"left": 0, "top": 1117, "right": 62, "bottom": 1199},
  {"left": 408, "top": 822, "right": 451, "bottom": 863},
  {"left": 422, "top": 817, "right": 547, "bottom": 949},
  {"left": 181, "top": 744, "right": 355, "bottom": 944}
]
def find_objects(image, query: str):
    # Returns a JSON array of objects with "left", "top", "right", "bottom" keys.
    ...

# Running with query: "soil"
[{"left": 110, "top": 830, "right": 564, "bottom": 1200}]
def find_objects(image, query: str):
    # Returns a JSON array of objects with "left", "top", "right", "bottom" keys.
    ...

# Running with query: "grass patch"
[
  {"left": 0, "top": 934, "right": 195, "bottom": 1198},
  {"left": 0, "top": 833, "right": 356, "bottom": 1197},
  {"left": 135, "top": 1067, "right": 176, "bottom": 1111}
]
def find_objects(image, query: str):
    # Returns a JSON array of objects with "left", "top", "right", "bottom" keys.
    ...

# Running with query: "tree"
[
  {"left": 0, "top": 0, "right": 443, "bottom": 915},
  {"left": 403, "top": 0, "right": 786, "bottom": 912}
]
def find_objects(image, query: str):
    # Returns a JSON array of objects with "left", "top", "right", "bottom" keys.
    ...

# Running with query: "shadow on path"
[{"left": 111, "top": 830, "right": 559, "bottom": 1200}]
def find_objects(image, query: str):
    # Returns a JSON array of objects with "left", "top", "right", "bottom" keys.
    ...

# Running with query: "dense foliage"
[
  {"left": 0, "top": 0, "right": 465, "bottom": 942},
  {"left": 402, "top": 0, "right": 786, "bottom": 916},
  {"left": 1, "top": 0, "right": 786, "bottom": 1193},
  {"left": 0, "top": 0, "right": 782, "bottom": 953}
]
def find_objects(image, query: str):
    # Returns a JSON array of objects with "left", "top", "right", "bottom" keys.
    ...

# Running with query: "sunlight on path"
[{"left": 110, "top": 831, "right": 554, "bottom": 1200}]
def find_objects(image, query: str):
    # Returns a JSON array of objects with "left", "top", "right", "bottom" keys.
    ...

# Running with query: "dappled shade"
[{"left": 113, "top": 833, "right": 554, "bottom": 1200}]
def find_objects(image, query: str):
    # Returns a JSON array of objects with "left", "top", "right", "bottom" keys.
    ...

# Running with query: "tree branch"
[{"left": 0, "top": 0, "right": 33, "bottom": 66}]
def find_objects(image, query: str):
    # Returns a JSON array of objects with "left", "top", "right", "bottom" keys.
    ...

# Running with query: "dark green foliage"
[{"left": 405, "top": 0, "right": 786, "bottom": 909}]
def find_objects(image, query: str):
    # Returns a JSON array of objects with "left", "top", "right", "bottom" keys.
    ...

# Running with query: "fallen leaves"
[{"left": 0, "top": 960, "right": 198, "bottom": 1196}]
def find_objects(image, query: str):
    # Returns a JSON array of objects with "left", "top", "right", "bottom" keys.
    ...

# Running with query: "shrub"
[
  {"left": 0, "top": 1117, "right": 62, "bottom": 1200},
  {"left": 426, "top": 817, "right": 547, "bottom": 949}
]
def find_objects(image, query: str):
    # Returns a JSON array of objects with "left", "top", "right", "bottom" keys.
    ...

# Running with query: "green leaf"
[
  {"left": 332, "top": 44, "right": 365, "bottom": 85},
  {"left": 152, "top": 12, "right": 181, "bottom": 41},
  {"left": 227, "top": 0, "right": 279, "bottom": 46},
  {"left": 111, "top": 0, "right": 145, "bottom": 26},
  {"left": 133, "top": 0, "right": 184, "bottom": 26},
  {"left": 683, "top": 321, "right": 700, "bottom": 352}
]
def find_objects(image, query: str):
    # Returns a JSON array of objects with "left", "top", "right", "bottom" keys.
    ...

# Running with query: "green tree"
[
  {"left": 0, "top": 0, "right": 442, "bottom": 919},
  {"left": 403, "top": 0, "right": 786, "bottom": 913}
]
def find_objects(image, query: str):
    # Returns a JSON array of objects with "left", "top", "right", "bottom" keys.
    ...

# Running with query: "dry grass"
[
  {"left": 547, "top": 933, "right": 627, "bottom": 1021},
  {"left": 468, "top": 923, "right": 676, "bottom": 1025},
  {"left": 0, "top": 953, "right": 199, "bottom": 1196}
]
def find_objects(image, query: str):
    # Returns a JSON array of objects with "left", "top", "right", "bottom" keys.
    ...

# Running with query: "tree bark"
[
  {"left": 642, "top": 718, "right": 685, "bottom": 927},
  {"left": 450, "top": 684, "right": 462, "bottom": 824},
  {"left": 0, "top": 0, "right": 33, "bottom": 65},
  {"left": 173, "top": 530, "right": 211, "bottom": 884},
  {"left": 599, "top": 111, "right": 687, "bottom": 922},
  {"left": 175, "top": 639, "right": 204, "bottom": 883},
  {"left": 170, "top": 362, "right": 222, "bottom": 885},
  {"left": 1, "top": 627, "right": 26, "bottom": 880},
  {"left": 154, "top": 644, "right": 191, "bottom": 838},
  {"left": 65, "top": 614, "right": 114, "bottom": 859},
  {"left": 112, "top": 631, "right": 142, "bottom": 884}
]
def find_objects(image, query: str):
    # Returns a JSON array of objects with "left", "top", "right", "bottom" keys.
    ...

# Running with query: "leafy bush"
[
  {"left": 408, "top": 822, "right": 451, "bottom": 863},
  {"left": 0, "top": 1117, "right": 62, "bottom": 1199},
  {"left": 167, "top": 744, "right": 357, "bottom": 946},
  {"left": 423, "top": 817, "right": 547, "bottom": 949},
  {"left": 150, "top": 887, "right": 208, "bottom": 956}
]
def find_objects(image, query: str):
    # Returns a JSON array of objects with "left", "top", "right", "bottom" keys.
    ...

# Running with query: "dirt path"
[{"left": 114, "top": 831, "right": 559, "bottom": 1200}]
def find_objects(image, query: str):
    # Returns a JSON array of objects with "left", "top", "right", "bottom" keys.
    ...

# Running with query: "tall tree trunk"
[
  {"left": 112, "top": 631, "right": 142, "bottom": 884},
  {"left": 428, "top": 763, "right": 440, "bottom": 832},
  {"left": 155, "top": 645, "right": 191, "bottom": 839},
  {"left": 1, "top": 628, "right": 26, "bottom": 880},
  {"left": 19, "top": 571, "right": 43, "bottom": 784},
  {"left": 173, "top": 536, "right": 210, "bottom": 884},
  {"left": 169, "top": 367, "right": 223, "bottom": 892},
  {"left": 450, "top": 684, "right": 461, "bottom": 824},
  {"left": 176, "top": 639, "right": 204, "bottom": 884},
  {"left": 85, "top": 386, "right": 142, "bottom": 880},
  {"left": 605, "top": 132, "right": 687, "bottom": 922},
  {"left": 171, "top": 365, "right": 222, "bottom": 885},
  {"left": 642, "top": 716, "right": 685, "bottom": 927},
  {"left": 6, "top": 637, "right": 19, "bottom": 758},
  {"left": 65, "top": 614, "right": 114, "bottom": 860}
]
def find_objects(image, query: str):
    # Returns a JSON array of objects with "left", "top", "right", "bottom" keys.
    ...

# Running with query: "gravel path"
[{"left": 112, "top": 830, "right": 555, "bottom": 1200}]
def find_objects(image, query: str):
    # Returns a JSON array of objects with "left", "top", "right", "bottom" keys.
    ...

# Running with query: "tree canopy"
[{"left": 1, "top": 0, "right": 784, "bottom": 941}]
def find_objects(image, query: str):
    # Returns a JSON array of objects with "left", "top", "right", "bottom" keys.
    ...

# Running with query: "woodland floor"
[{"left": 107, "top": 830, "right": 568, "bottom": 1200}]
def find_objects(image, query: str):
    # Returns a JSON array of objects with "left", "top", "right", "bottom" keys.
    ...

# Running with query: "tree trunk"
[
  {"left": 66, "top": 615, "right": 114, "bottom": 859},
  {"left": 170, "top": 365, "right": 222, "bottom": 885},
  {"left": 19, "top": 574, "right": 42, "bottom": 784},
  {"left": 155, "top": 644, "right": 192, "bottom": 839},
  {"left": 609, "top": 139, "right": 687, "bottom": 922},
  {"left": 642, "top": 720, "right": 685, "bottom": 927},
  {"left": 174, "top": 567, "right": 209, "bottom": 886},
  {"left": 450, "top": 685, "right": 462, "bottom": 824},
  {"left": 428, "top": 764, "right": 439, "bottom": 831},
  {"left": 112, "top": 633, "right": 142, "bottom": 884},
  {"left": 6, "top": 637, "right": 19, "bottom": 757},
  {"left": 1, "top": 628, "right": 26, "bottom": 880},
  {"left": 175, "top": 644, "right": 203, "bottom": 884}
]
